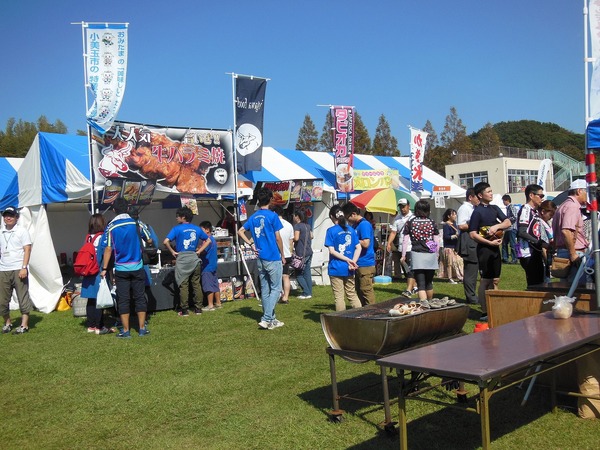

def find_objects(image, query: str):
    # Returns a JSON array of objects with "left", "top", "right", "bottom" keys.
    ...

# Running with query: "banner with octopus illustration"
[{"left": 91, "top": 121, "right": 235, "bottom": 198}]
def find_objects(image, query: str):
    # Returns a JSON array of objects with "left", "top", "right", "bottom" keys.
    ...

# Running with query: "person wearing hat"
[
  {"left": 552, "top": 178, "right": 589, "bottom": 283},
  {"left": 0, "top": 206, "right": 34, "bottom": 335},
  {"left": 386, "top": 198, "right": 417, "bottom": 297}
]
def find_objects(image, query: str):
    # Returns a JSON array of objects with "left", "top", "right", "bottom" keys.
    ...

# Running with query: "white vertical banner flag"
[
  {"left": 409, "top": 127, "right": 428, "bottom": 192},
  {"left": 85, "top": 23, "right": 128, "bottom": 134},
  {"left": 536, "top": 158, "right": 552, "bottom": 191},
  {"left": 590, "top": 1, "right": 600, "bottom": 120}
]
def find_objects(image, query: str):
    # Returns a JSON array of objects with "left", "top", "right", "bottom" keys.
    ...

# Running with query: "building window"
[
  {"left": 507, "top": 169, "right": 538, "bottom": 193},
  {"left": 458, "top": 171, "right": 488, "bottom": 189}
]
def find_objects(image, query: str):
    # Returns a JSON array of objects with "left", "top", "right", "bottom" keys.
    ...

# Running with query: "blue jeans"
[
  {"left": 296, "top": 254, "right": 313, "bottom": 296},
  {"left": 502, "top": 229, "right": 517, "bottom": 262},
  {"left": 258, "top": 258, "right": 283, "bottom": 323}
]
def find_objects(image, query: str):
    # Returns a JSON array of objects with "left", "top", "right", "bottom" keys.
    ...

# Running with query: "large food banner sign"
[
  {"left": 91, "top": 122, "right": 235, "bottom": 195},
  {"left": 331, "top": 106, "right": 355, "bottom": 193}
]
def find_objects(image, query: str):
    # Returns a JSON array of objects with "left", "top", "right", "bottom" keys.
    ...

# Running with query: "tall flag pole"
[
  {"left": 233, "top": 73, "right": 268, "bottom": 174},
  {"left": 409, "top": 126, "right": 428, "bottom": 193},
  {"left": 585, "top": 0, "right": 600, "bottom": 305},
  {"left": 331, "top": 106, "right": 355, "bottom": 195},
  {"left": 76, "top": 21, "right": 128, "bottom": 213}
]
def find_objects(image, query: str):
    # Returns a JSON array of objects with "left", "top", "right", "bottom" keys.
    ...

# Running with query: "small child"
[
  {"left": 199, "top": 221, "right": 222, "bottom": 311},
  {"left": 538, "top": 200, "right": 557, "bottom": 282}
]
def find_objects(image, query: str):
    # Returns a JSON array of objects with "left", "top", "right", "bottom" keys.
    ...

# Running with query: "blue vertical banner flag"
[
  {"left": 235, "top": 75, "right": 267, "bottom": 174},
  {"left": 409, "top": 127, "right": 428, "bottom": 192},
  {"left": 84, "top": 23, "right": 128, "bottom": 134}
]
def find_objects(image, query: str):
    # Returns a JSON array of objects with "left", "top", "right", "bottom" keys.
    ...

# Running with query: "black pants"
[
  {"left": 520, "top": 251, "right": 545, "bottom": 287},
  {"left": 463, "top": 260, "right": 479, "bottom": 304}
]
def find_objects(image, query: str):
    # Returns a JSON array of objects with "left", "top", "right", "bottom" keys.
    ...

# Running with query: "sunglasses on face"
[{"left": 533, "top": 193, "right": 545, "bottom": 199}]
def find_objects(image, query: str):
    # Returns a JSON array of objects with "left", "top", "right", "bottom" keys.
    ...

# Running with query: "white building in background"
[{"left": 444, "top": 148, "right": 586, "bottom": 200}]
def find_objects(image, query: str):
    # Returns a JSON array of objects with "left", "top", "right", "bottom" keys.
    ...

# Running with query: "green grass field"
[{"left": 1, "top": 264, "right": 597, "bottom": 449}]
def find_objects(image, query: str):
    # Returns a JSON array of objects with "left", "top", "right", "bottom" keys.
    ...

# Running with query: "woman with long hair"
[
  {"left": 325, "top": 205, "right": 362, "bottom": 311},
  {"left": 293, "top": 211, "right": 313, "bottom": 299},
  {"left": 80, "top": 213, "right": 113, "bottom": 335},
  {"left": 401, "top": 200, "right": 440, "bottom": 300},
  {"left": 439, "top": 208, "right": 463, "bottom": 284}
]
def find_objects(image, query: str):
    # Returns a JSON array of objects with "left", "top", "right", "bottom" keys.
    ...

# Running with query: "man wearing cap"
[
  {"left": 386, "top": 198, "right": 417, "bottom": 297},
  {"left": 552, "top": 178, "right": 589, "bottom": 282},
  {"left": 0, "top": 206, "right": 34, "bottom": 335}
]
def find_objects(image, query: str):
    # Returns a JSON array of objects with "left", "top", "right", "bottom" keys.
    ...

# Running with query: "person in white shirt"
[
  {"left": 386, "top": 199, "right": 417, "bottom": 297},
  {"left": 273, "top": 206, "right": 294, "bottom": 304},
  {"left": 456, "top": 188, "right": 480, "bottom": 305},
  {"left": 0, "top": 206, "right": 33, "bottom": 335}
]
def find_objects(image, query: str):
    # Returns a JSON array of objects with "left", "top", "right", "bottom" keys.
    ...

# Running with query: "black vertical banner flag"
[{"left": 235, "top": 76, "right": 267, "bottom": 174}]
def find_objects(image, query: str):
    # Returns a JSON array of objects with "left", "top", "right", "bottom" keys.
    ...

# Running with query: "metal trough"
[{"left": 321, "top": 297, "right": 469, "bottom": 358}]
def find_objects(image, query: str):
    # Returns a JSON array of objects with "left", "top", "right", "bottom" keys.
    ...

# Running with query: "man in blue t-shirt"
[
  {"left": 199, "top": 221, "right": 222, "bottom": 311},
  {"left": 468, "top": 182, "right": 512, "bottom": 321},
  {"left": 342, "top": 202, "right": 376, "bottom": 306},
  {"left": 163, "top": 207, "right": 210, "bottom": 316},
  {"left": 238, "top": 188, "right": 286, "bottom": 330},
  {"left": 101, "top": 198, "right": 153, "bottom": 338}
]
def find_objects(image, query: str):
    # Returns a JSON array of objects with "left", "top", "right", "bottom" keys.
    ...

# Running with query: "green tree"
[
  {"left": 295, "top": 114, "right": 319, "bottom": 151},
  {"left": 318, "top": 110, "right": 333, "bottom": 152},
  {"left": 353, "top": 111, "right": 371, "bottom": 155},
  {"left": 372, "top": 114, "right": 398, "bottom": 156},
  {"left": 0, "top": 116, "right": 69, "bottom": 157},
  {"left": 474, "top": 122, "right": 502, "bottom": 157},
  {"left": 422, "top": 120, "right": 439, "bottom": 155},
  {"left": 427, "top": 106, "right": 472, "bottom": 175}
]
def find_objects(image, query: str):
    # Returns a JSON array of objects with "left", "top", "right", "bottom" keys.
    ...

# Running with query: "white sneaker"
[
  {"left": 258, "top": 320, "right": 270, "bottom": 329},
  {"left": 297, "top": 295, "right": 312, "bottom": 299},
  {"left": 268, "top": 319, "right": 285, "bottom": 329},
  {"left": 449, "top": 279, "right": 458, "bottom": 284}
]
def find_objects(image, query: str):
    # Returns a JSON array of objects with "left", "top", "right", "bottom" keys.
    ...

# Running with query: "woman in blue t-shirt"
[{"left": 325, "top": 205, "right": 362, "bottom": 311}]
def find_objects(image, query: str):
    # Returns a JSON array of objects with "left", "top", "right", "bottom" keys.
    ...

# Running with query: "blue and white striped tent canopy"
[
  {"left": 0, "top": 133, "right": 91, "bottom": 210},
  {"left": 0, "top": 156, "right": 23, "bottom": 201},
  {"left": 241, "top": 147, "right": 465, "bottom": 198},
  {"left": 0, "top": 133, "right": 464, "bottom": 209}
]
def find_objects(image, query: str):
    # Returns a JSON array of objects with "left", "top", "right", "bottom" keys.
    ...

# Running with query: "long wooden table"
[{"left": 376, "top": 312, "right": 600, "bottom": 449}]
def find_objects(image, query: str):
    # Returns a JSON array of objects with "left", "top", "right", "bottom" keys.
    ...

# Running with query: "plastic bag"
[
  {"left": 543, "top": 295, "right": 576, "bottom": 319},
  {"left": 96, "top": 278, "right": 114, "bottom": 309}
]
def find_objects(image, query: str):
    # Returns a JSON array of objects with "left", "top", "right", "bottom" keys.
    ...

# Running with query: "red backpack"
[{"left": 73, "top": 233, "right": 102, "bottom": 277}]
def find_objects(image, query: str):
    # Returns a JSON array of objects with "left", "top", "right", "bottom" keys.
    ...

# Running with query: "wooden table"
[{"left": 376, "top": 312, "right": 600, "bottom": 449}]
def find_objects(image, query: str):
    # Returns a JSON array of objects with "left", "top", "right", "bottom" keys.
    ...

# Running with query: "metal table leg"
[
  {"left": 328, "top": 352, "right": 344, "bottom": 419},
  {"left": 381, "top": 366, "right": 392, "bottom": 426},
  {"left": 479, "top": 384, "right": 491, "bottom": 450},
  {"left": 398, "top": 370, "right": 408, "bottom": 450}
]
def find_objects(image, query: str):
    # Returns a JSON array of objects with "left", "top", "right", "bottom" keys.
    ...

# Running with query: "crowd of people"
[{"left": 1, "top": 179, "right": 592, "bottom": 334}]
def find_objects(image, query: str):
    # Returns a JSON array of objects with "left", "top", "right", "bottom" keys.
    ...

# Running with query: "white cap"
[
  {"left": 569, "top": 179, "right": 587, "bottom": 190},
  {"left": 397, "top": 198, "right": 409, "bottom": 206}
]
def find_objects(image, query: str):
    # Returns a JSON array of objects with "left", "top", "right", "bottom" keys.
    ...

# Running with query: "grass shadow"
[{"left": 227, "top": 305, "right": 262, "bottom": 322}]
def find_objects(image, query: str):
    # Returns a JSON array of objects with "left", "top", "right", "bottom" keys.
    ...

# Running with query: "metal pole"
[{"left": 584, "top": 1, "right": 600, "bottom": 306}]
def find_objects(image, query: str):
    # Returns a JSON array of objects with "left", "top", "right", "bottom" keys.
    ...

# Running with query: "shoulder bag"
[{"left": 136, "top": 220, "right": 159, "bottom": 266}]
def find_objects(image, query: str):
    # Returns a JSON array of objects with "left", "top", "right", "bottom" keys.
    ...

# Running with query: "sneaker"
[
  {"left": 412, "top": 287, "right": 419, "bottom": 294},
  {"left": 96, "top": 327, "right": 111, "bottom": 335},
  {"left": 2, "top": 324, "right": 13, "bottom": 334},
  {"left": 258, "top": 320, "right": 270, "bottom": 329},
  {"left": 215, "top": 304, "right": 223, "bottom": 309},
  {"left": 297, "top": 295, "right": 312, "bottom": 299},
  {"left": 87, "top": 327, "right": 98, "bottom": 333},
  {"left": 138, "top": 328, "right": 150, "bottom": 337},
  {"left": 401, "top": 290, "right": 412, "bottom": 298},
  {"left": 269, "top": 319, "right": 285, "bottom": 329},
  {"left": 116, "top": 330, "right": 131, "bottom": 339},
  {"left": 178, "top": 309, "right": 189, "bottom": 317},
  {"left": 449, "top": 279, "right": 458, "bottom": 284},
  {"left": 12, "top": 326, "right": 29, "bottom": 335},
  {"left": 203, "top": 306, "right": 216, "bottom": 312},
  {"left": 194, "top": 308, "right": 203, "bottom": 315}
]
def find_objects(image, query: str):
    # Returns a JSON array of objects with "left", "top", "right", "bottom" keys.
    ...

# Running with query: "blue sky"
[{"left": 0, "top": 0, "right": 588, "bottom": 153}]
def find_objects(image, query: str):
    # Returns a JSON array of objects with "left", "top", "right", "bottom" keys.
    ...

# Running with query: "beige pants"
[
  {"left": 355, "top": 266, "right": 376, "bottom": 306},
  {"left": 330, "top": 276, "right": 362, "bottom": 311}
]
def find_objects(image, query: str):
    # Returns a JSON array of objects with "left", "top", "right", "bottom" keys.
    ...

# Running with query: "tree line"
[{"left": 295, "top": 107, "right": 586, "bottom": 176}]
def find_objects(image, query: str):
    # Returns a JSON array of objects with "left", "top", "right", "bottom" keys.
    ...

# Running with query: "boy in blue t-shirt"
[
  {"left": 199, "top": 221, "right": 221, "bottom": 311},
  {"left": 238, "top": 188, "right": 286, "bottom": 330},
  {"left": 163, "top": 207, "right": 210, "bottom": 316}
]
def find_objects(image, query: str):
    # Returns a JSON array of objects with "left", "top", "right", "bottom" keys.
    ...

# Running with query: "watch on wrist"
[{"left": 22, "top": 266, "right": 27, "bottom": 269}]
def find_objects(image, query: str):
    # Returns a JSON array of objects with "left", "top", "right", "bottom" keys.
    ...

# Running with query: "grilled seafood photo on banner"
[{"left": 93, "top": 123, "right": 235, "bottom": 195}]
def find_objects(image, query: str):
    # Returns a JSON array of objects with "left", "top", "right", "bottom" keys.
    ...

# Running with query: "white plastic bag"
[
  {"left": 543, "top": 295, "right": 575, "bottom": 319},
  {"left": 96, "top": 278, "right": 114, "bottom": 309}
]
